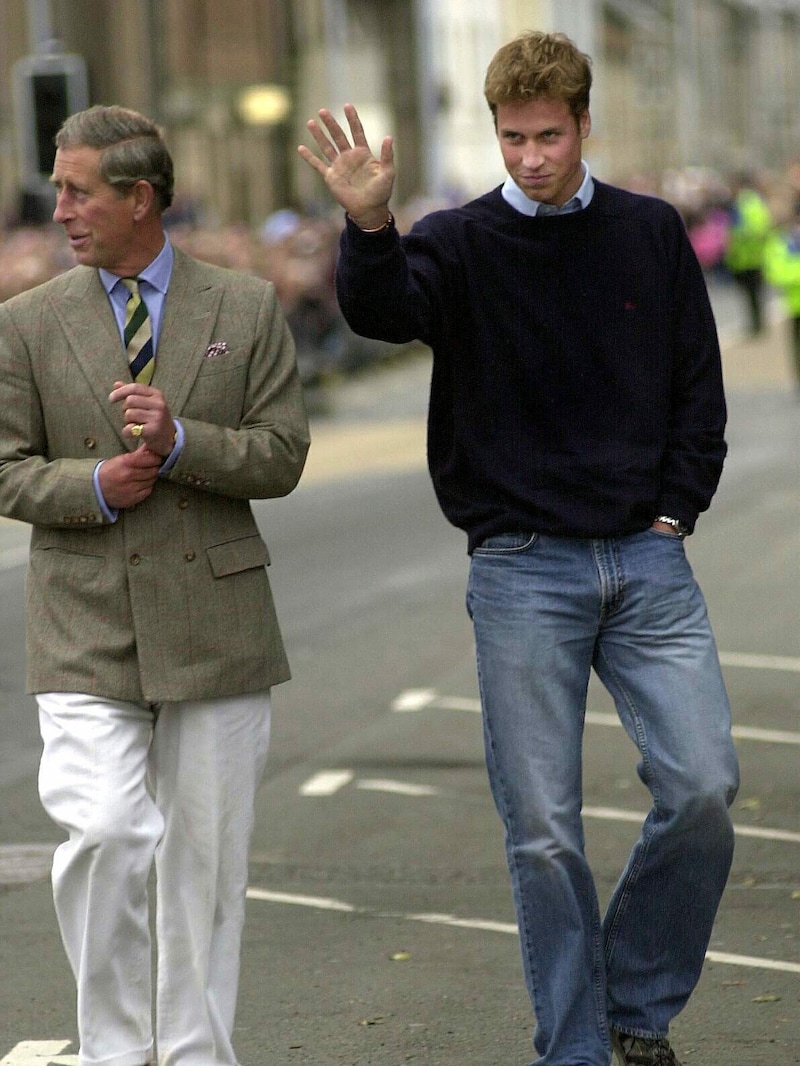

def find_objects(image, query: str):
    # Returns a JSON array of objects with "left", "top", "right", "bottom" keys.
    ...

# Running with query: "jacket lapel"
[
  {"left": 47, "top": 268, "right": 132, "bottom": 440},
  {"left": 153, "top": 248, "right": 223, "bottom": 414}
]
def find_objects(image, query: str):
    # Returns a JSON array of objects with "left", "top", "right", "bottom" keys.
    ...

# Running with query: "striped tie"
[{"left": 122, "top": 277, "right": 154, "bottom": 385}]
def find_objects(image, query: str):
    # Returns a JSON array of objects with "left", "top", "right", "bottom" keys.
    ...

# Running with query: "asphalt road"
[{"left": 0, "top": 291, "right": 798, "bottom": 1066}]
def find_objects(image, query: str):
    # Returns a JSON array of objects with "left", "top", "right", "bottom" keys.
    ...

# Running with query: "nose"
[
  {"left": 52, "top": 189, "right": 70, "bottom": 224},
  {"left": 522, "top": 143, "right": 545, "bottom": 170}
]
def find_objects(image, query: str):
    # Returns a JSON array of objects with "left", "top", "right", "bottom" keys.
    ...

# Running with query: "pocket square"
[{"left": 205, "top": 341, "right": 228, "bottom": 358}]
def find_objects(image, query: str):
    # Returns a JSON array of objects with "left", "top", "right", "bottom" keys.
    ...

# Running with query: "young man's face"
[
  {"left": 51, "top": 145, "right": 140, "bottom": 274},
  {"left": 496, "top": 96, "right": 590, "bottom": 207}
]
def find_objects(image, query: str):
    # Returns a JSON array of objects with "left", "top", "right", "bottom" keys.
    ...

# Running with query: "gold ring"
[{"left": 131, "top": 423, "right": 144, "bottom": 437}]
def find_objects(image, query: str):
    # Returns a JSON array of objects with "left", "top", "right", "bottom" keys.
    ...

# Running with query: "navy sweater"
[{"left": 336, "top": 181, "right": 727, "bottom": 552}]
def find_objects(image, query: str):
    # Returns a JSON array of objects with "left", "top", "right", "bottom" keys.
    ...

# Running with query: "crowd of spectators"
[{"left": 2, "top": 162, "right": 800, "bottom": 383}]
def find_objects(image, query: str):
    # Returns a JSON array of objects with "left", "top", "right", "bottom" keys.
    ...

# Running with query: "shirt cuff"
[
  {"left": 93, "top": 461, "right": 119, "bottom": 523},
  {"left": 158, "top": 419, "right": 184, "bottom": 474}
]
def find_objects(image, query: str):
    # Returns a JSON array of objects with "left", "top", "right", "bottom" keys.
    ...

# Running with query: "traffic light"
[{"left": 13, "top": 53, "right": 88, "bottom": 186}]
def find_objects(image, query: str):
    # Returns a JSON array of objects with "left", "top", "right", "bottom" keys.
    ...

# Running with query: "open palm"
[{"left": 298, "top": 104, "right": 395, "bottom": 226}]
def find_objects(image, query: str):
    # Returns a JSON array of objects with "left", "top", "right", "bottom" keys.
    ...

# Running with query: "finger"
[
  {"left": 305, "top": 118, "right": 339, "bottom": 161},
  {"left": 343, "top": 104, "right": 370, "bottom": 148},
  {"left": 125, "top": 446, "right": 161, "bottom": 468},
  {"left": 110, "top": 382, "right": 151, "bottom": 403},
  {"left": 297, "top": 144, "right": 328, "bottom": 176},
  {"left": 317, "top": 108, "right": 357, "bottom": 154},
  {"left": 379, "top": 136, "right": 395, "bottom": 167}
]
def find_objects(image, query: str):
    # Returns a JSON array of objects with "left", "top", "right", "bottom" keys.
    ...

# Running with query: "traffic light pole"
[{"left": 13, "top": 0, "right": 88, "bottom": 220}]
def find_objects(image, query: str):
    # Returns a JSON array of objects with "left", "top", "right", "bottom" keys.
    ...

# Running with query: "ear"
[
  {"left": 131, "top": 179, "right": 156, "bottom": 221},
  {"left": 579, "top": 110, "right": 591, "bottom": 139}
]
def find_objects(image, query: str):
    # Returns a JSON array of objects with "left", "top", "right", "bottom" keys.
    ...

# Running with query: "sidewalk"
[{"left": 721, "top": 315, "right": 796, "bottom": 392}]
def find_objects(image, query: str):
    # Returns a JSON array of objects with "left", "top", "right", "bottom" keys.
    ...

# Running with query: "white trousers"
[{"left": 37, "top": 691, "right": 272, "bottom": 1066}]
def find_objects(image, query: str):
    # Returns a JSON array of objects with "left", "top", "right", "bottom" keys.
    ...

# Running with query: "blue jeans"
[{"left": 466, "top": 531, "right": 739, "bottom": 1066}]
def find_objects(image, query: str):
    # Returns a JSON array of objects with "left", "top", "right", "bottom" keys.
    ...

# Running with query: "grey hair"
[{"left": 55, "top": 105, "right": 174, "bottom": 211}]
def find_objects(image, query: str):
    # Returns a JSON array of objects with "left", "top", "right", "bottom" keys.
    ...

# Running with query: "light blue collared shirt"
[
  {"left": 94, "top": 236, "right": 185, "bottom": 521},
  {"left": 501, "top": 161, "right": 594, "bottom": 217},
  {"left": 99, "top": 236, "right": 174, "bottom": 349}
]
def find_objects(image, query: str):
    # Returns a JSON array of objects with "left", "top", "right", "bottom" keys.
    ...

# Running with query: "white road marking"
[
  {"left": 705, "top": 950, "right": 800, "bottom": 974},
  {"left": 407, "top": 912, "right": 518, "bottom": 935},
  {"left": 357, "top": 779, "right": 440, "bottom": 796},
  {"left": 297, "top": 772, "right": 800, "bottom": 846},
  {"left": 718, "top": 651, "right": 800, "bottom": 673},
  {"left": 391, "top": 689, "right": 437, "bottom": 711},
  {"left": 299, "top": 770, "right": 354, "bottom": 796},
  {"left": 391, "top": 691, "right": 800, "bottom": 746},
  {"left": 245, "top": 888, "right": 355, "bottom": 912},
  {"left": 586, "top": 711, "right": 800, "bottom": 746},
  {"left": 0, "top": 1043, "right": 79, "bottom": 1066},
  {"left": 245, "top": 892, "right": 800, "bottom": 975},
  {"left": 583, "top": 805, "right": 800, "bottom": 845}
]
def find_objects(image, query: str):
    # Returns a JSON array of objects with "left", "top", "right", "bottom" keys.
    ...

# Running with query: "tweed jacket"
[{"left": 0, "top": 246, "right": 310, "bottom": 703}]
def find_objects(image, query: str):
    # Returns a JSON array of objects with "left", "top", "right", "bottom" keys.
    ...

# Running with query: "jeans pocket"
[{"left": 472, "top": 531, "right": 539, "bottom": 556}]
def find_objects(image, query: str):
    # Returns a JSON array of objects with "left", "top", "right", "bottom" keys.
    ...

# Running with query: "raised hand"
[{"left": 298, "top": 104, "right": 395, "bottom": 230}]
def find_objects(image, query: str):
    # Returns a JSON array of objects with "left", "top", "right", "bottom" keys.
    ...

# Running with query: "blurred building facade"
[{"left": 1, "top": 0, "right": 800, "bottom": 226}]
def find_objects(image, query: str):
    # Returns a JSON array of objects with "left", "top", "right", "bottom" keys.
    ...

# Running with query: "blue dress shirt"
[{"left": 94, "top": 237, "right": 185, "bottom": 521}]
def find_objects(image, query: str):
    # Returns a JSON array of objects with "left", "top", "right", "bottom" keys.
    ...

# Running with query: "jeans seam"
[
  {"left": 596, "top": 644, "right": 661, "bottom": 966},
  {"left": 474, "top": 649, "right": 549, "bottom": 1044}
]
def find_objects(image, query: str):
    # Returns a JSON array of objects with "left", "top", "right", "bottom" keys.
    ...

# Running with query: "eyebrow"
[{"left": 499, "top": 125, "right": 563, "bottom": 138}]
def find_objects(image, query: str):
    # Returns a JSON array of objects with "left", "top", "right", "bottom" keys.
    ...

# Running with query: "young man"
[
  {"left": 299, "top": 30, "right": 739, "bottom": 1066},
  {"left": 0, "top": 106, "right": 309, "bottom": 1066}
]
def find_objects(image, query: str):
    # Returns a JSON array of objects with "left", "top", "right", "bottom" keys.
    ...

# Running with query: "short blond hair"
[{"left": 484, "top": 31, "right": 592, "bottom": 122}]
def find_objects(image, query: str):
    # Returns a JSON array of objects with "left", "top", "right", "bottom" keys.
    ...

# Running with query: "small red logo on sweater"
[{"left": 624, "top": 300, "right": 636, "bottom": 311}]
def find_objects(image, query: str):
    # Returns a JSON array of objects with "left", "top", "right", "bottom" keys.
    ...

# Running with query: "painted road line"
[
  {"left": 584, "top": 711, "right": 800, "bottom": 747},
  {"left": 297, "top": 774, "right": 800, "bottom": 845},
  {"left": 299, "top": 770, "right": 354, "bottom": 796},
  {"left": 245, "top": 890, "right": 800, "bottom": 975},
  {"left": 357, "top": 778, "right": 440, "bottom": 796},
  {"left": 705, "top": 950, "right": 800, "bottom": 973},
  {"left": 718, "top": 651, "right": 800, "bottom": 673},
  {"left": 583, "top": 805, "right": 800, "bottom": 845},
  {"left": 245, "top": 888, "right": 355, "bottom": 912},
  {"left": 0, "top": 1043, "right": 79, "bottom": 1066},
  {"left": 391, "top": 691, "right": 800, "bottom": 746},
  {"left": 391, "top": 689, "right": 438, "bottom": 711}
]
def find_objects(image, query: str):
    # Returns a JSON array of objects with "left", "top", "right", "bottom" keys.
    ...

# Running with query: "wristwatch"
[{"left": 654, "top": 515, "right": 689, "bottom": 537}]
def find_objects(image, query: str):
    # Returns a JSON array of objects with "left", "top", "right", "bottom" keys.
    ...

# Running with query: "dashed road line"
[
  {"left": 0, "top": 1043, "right": 79, "bottom": 1066},
  {"left": 357, "top": 778, "right": 439, "bottom": 796},
  {"left": 299, "top": 772, "right": 800, "bottom": 845},
  {"left": 582, "top": 805, "right": 800, "bottom": 845},
  {"left": 299, "top": 769, "right": 354, "bottom": 796},
  {"left": 244, "top": 889, "right": 800, "bottom": 975},
  {"left": 392, "top": 689, "right": 800, "bottom": 746},
  {"left": 718, "top": 650, "right": 800, "bottom": 673}
]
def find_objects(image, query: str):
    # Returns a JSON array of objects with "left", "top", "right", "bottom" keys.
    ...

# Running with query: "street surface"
[{"left": 0, "top": 279, "right": 798, "bottom": 1066}]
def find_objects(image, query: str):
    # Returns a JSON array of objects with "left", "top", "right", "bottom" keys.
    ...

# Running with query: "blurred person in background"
[
  {"left": 763, "top": 204, "right": 800, "bottom": 389},
  {"left": 0, "top": 105, "right": 309, "bottom": 1066},
  {"left": 724, "top": 171, "right": 773, "bottom": 335},
  {"left": 299, "top": 29, "right": 739, "bottom": 1066}
]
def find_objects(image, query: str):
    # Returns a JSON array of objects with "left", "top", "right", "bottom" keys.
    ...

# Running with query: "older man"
[{"left": 0, "top": 106, "right": 309, "bottom": 1066}]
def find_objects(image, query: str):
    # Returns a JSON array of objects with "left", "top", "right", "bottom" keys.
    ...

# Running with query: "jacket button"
[
  {"left": 178, "top": 498, "right": 189, "bottom": 510},
  {"left": 129, "top": 553, "right": 141, "bottom": 566},
  {"left": 84, "top": 437, "right": 97, "bottom": 450},
  {"left": 184, "top": 550, "right": 196, "bottom": 562}
]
